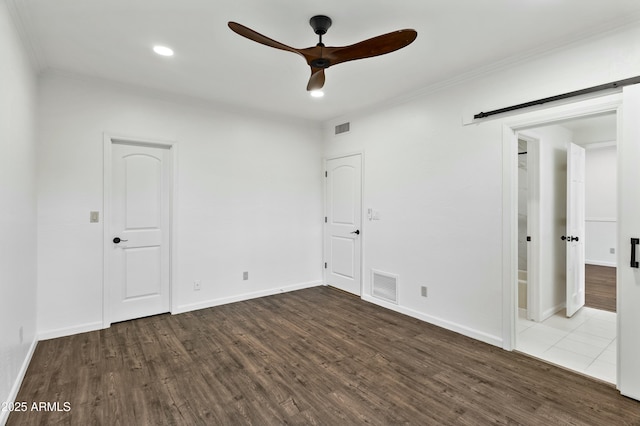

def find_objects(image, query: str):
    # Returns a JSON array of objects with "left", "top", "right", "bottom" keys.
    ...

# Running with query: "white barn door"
[
  {"left": 108, "top": 141, "right": 171, "bottom": 323},
  {"left": 620, "top": 84, "right": 640, "bottom": 399}
]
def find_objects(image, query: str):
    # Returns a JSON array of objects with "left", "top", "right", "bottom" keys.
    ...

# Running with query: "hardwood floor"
[
  {"left": 585, "top": 264, "right": 616, "bottom": 312},
  {"left": 8, "top": 287, "right": 639, "bottom": 425}
]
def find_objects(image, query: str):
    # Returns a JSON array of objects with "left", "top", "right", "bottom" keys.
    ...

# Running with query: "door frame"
[
  {"left": 501, "top": 93, "right": 622, "bottom": 353},
  {"left": 323, "top": 152, "right": 365, "bottom": 296},
  {"left": 102, "top": 133, "right": 179, "bottom": 328}
]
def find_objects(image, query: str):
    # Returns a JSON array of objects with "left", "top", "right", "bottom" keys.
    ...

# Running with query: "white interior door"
[
  {"left": 325, "top": 154, "right": 362, "bottom": 296},
  {"left": 619, "top": 84, "right": 640, "bottom": 399},
  {"left": 566, "top": 142, "right": 586, "bottom": 317},
  {"left": 109, "top": 142, "right": 171, "bottom": 323}
]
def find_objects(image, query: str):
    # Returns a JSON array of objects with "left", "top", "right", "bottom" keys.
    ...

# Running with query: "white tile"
[
  {"left": 516, "top": 308, "right": 617, "bottom": 383},
  {"left": 562, "top": 330, "right": 613, "bottom": 350},
  {"left": 585, "top": 359, "right": 616, "bottom": 384},
  {"left": 580, "top": 307, "right": 600, "bottom": 317},
  {"left": 575, "top": 318, "right": 617, "bottom": 339},
  {"left": 598, "top": 346, "right": 617, "bottom": 364},
  {"left": 554, "top": 336, "right": 605, "bottom": 359},
  {"left": 517, "top": 338, "right": 553, "bottom": 357},
  {"left": 542, "top": 347, "right": 594, "bottom": 372},
  {"left": 519, "top": 324, "right": 568, "bottom": 345},
  {"left": 590, "top": 309, "right": 617, "bottom": 323},
  {"left": 517, "top": 320, "right": 536, "bottom": 334},
  {"left": 542, "top": 314, "right": 588, "bottom": 332}
]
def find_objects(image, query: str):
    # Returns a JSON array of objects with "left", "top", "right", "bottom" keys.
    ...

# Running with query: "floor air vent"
[
  {"left": 335, "top": 122, "right": 350, "bottom": 135},
  {"left": 371, "top": 270, "right": 398, "bottom": 304}
]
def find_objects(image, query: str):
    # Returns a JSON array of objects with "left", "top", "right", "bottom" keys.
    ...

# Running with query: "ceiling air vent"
[
  {"left": 371, "top": 270, "right": 398, "bottom": 304},
  {"left": 335, "top": 122, "right": 350, "bottom": 135}
]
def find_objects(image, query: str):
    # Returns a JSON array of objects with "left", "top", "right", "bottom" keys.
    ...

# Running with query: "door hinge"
[
  {"left": 325, "top": 216, "right": 327, "bottom": 223},
  {"left": 324, "top": 262, "right": 327, "bottom": 269},
  {"left": 325, "top": 171, "right": 327, "bottom": 177}
]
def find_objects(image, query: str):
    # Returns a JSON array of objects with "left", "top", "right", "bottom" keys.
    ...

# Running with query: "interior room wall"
[
  {"left": 0, "top": 1, "right": 38, "bottom": 421},
  {"left": 36, "top": 73, "right": 324, "bottom": 339},
  {"left": 584, "top": 145, "right": 617, "bottom": 266},
  {"left": 322, "top": 24, "right": 640, "bottom": 347}
]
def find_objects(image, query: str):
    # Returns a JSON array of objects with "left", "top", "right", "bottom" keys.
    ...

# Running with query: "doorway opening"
[{"left": 515, "top": 112, "right": 618, "bottom": 383}]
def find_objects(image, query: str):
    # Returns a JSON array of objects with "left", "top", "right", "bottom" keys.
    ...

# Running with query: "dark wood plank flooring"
[
  {"left": 585, "top": 264, "right": 616, "bottom": 312},
  {"left": 8, "top": 286, "right": 639, "bottom": 425}
]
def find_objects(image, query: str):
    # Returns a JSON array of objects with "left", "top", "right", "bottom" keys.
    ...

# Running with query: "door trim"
[
  {"left": 323, "top": 152, "right": 364, "bottom": 296},
  {"left": 102, "top": 133, "right": 179, "bottom": 328},
  {"left": 501, "top": 94, "right": 622, "bottom": 352}
]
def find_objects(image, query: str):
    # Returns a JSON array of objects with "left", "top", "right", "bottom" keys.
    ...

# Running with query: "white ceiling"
[
  {"left": 11, "top": 0, "right": 640, "bottom": 122},
  {"left": 560, "top": 113, "right": 617, "bottom": 146}
]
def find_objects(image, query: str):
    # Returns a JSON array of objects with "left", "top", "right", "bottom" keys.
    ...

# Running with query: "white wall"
[
  {"left": 37, "top": 73, "right": 324, "bottom": 338},
  {"left": 0, "top": 1, "right": 38, "bottom": 422},
  {"left": 585, "top": 144, "right": 617, "bottom": 266},
  {"left": 322, "top": 24, "right": 640, "bottom": 346}
]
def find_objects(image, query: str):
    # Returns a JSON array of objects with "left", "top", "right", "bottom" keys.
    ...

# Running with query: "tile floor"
[{"left": 516, "top": 307, "right": 616, "bottom": 384}]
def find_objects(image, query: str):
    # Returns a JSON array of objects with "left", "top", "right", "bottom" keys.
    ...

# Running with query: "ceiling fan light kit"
[{"left": 228, "top": 15, "right": 417, "bottom": 92}]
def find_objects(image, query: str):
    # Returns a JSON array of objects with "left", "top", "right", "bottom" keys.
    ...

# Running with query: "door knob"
[
  {"left": 350, "top": 230, "right": 360, "bottom": 235},
  {"left": 561, "top": 236, "right": 567, "bottom": 241},
  {"left": 113, "top": 237, "right": 128, "bottom": 244},
  {"left": 570, "top": 236, "right": 579, "bottom": 242}
]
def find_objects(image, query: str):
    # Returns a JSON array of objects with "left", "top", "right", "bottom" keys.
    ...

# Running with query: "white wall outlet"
[
  {"left": 610, "top": 248, "right": 615, "bottom": 254},
  {"left": 193, "top": 280, "right": 201, "bottom": 291},
  {"left": 421, "top": 286, "right": 427, "bottom": 297},
  {"left": 90, "top": 211, "right": 99, "bottom": 223},
  {"left": 243, "top": 271, "right": 249, "bottom": 280}
]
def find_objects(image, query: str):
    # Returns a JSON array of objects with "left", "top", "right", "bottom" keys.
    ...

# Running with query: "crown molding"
[{"left": 5, "top": 0, "right": 47, "bottom": 71}]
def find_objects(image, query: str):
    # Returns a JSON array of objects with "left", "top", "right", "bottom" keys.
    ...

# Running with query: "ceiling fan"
[{"left": 228, "top": 15, "right": 417, "bottom": 92}]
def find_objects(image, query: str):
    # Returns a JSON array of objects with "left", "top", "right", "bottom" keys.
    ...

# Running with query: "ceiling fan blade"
[
  {"left": 228, "top": 22, "right": 302, "bottom": 57},
  {"left": 324, "top": 29, "right": 417, "bottom": 66},
  {"left": 307, "top": 68, "right": 326, "bottom": 91}
]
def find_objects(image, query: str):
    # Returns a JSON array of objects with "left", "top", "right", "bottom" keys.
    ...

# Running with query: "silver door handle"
[{"left": 113, "top": 237, "right": 128, "bottom": 244}]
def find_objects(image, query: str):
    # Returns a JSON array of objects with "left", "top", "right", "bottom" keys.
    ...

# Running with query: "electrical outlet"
[
  {"left": 193, "top": 280, "right": 201, "bottom": 291},
  {"left": 243, "top": 271, "right": 249, "bottom": 280},
  {"left": 421, "top": 286, "right": 427, "bottom": 297},
  {"left": 610, "top": 248, "right": 615, "bottom": 254},
  {"left": 89, "top": 211, "right": 99, "bottom": 223}
]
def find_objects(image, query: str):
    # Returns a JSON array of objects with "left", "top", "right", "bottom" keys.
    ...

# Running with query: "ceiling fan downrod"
[{"left": 309, "top": 15, "right": 332, "bottom": 68}]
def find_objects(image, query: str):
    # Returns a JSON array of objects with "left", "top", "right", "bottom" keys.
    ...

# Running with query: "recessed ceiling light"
[
  {"left": 153, "top": 45, "right": 174, "bottom": 57},
  {"left": 310, "top": 90, "right": 324, "bottom": 98}
]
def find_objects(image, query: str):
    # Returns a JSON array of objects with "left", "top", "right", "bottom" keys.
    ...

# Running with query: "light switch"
[{"left": 90, "top": 211, "right": 99, "bottom": 223}]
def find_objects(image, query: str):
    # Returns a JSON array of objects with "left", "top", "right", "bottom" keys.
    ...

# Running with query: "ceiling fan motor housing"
[{"left": 310, "top": 15, "right": 332, "bottom": 35}]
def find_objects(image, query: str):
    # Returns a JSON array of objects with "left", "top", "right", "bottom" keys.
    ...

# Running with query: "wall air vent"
[
  {"left": 371, "top": 270, "right": 398, "bottom": 304},
  {"left": 335, "top": 122, "right": 350, "bottom": 135}
]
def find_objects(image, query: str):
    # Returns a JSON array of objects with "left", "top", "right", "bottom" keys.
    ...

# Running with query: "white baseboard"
[
  {"left": 37, "top": 321, "right": 104, "bottom": 341},
  {"left": 1, "top": 338, "right": 37, "bottom": 426},
  {"left": 361, "top": 295, "right": 503, "bottom": 348},
  {"left": 174, "top": 280, "right": 323, "bottom": 315}
]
